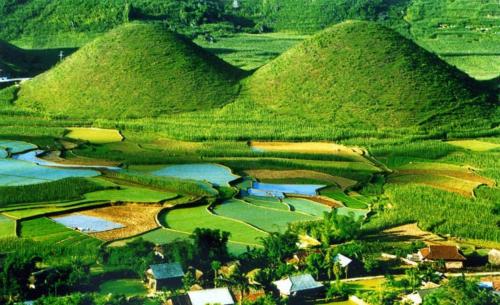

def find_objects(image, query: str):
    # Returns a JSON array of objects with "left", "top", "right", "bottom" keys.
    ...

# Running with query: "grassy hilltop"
[
  {"left": 247, "top": 21, "right": 494, "bottom": 129},
  {"left": 15, "top": 23, "right": 243, "bottom": 119}
]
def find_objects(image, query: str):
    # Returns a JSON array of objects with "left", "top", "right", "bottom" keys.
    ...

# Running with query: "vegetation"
[
  {"left": 16, "top": 22, "right": 243, "bottom": 119},
  {"left": 247, "top": 21, "right": 494, "bottom": 130},
  {"left": 0, "top": 177, "right": 108, "bottom": 205}
]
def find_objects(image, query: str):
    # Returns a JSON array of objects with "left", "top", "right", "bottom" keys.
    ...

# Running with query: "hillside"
[
  {"left": 0, "top": 40, "right": 74, "bottom": 77},
  {"left": 246, "top": 21, "right": 494, "bottom": 129},
  {"left": 15, "top": 23, "right": 243, "bottom": 119}
]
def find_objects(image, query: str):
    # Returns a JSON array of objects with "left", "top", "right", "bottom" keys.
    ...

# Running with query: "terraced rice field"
[
  {"left": 84, "top": 187, "right": 177, "bottom": 203},
  {"left": 79, "top": 204, "right": 164, "bottom": 241},
  {"left": 321, "top": 190, "right": 370, "bottom": 209},
  {"left": 0, "top": 159, "right": 99, "bottom": 186},
  {"left": 244, "top": 196, "right": 290, "bottom": 211},
  {"left": 337, "top": 207, "right": 368, "bottom": 219},
  {"left": 52, "top": 214, "right": 124, "bottom": 233},
  {"left": 0, "top": 214, "right": 16, "bottom": 238},
  {"left": 0, "top": 140, "right": 37, "bottom": 154},
  {"left": 245, "top": 169, "right": 358, "bottom": 190},
  {"left": 2, "top": 200, "right": 109, "bottom": 219},
  {"left": 65, "top": 127, "right": 123, "bottom": 144},
  {"left": 249, "top": 141, "right": 367, "bottom": 162},
  {"left": 284, "top": 198, "right": 331, "bottom": 217},
  {"left": 162, "top": 204, "right": 267, "bottom": 246},
  {"left": 214, "top": 199, "right": 316, "bottom": 232},
  {"left": 390, "top": 162, "right": 495, "bottom": 197},
  {"left": 20, "top": 217, "right": 102, "bottom": 247},
  {"left": 152, "top": 163, "right": 240, "bottom": 186},
  {"left": 447, "top": 140, "right": 500, "bottom": 152}
]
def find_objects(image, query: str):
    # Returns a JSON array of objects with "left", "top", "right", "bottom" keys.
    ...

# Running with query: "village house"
[
  {"left": 414, "top": 245, "right": 466, "bottom": 269},
  {"left": 273, "top": 274, "right": 324, "bottom": 299},
  {"left": 146, "top": 262, "right": 185, "bottom": 292},
  {"left": 171, "top": 287, "right": 235, "bottom": 305}
]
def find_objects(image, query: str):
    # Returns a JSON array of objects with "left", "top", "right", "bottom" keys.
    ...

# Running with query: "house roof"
[
  {"left": 419, "top": 245, "right": 466, "bottom": 261},
  {"left": 334, "top": 254, "right": 352, "bottom": 268},
  {"left": 188, "top": 287, "right": 235, "bottom": 305},
  {"left": 273, "top": 274, "right": 324, "bottom": 295},
  {"left": 150, "top": 262, "right": 184, "bottom": 280}
]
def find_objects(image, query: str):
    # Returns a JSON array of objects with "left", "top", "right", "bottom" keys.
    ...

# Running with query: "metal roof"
[
  {"left": 188, "top": 288, "right": 235, "bottom": 305},
  {"left": 274, "top": 274, "right": 324, "bottom": 295},
  {"left": 150, "top": 262, "right": 184, "bottom": 280}
]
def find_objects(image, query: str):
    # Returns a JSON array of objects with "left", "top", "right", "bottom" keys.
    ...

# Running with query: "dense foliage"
[{"left": 0, "top": 177, "right": 107, "bottom": 205}]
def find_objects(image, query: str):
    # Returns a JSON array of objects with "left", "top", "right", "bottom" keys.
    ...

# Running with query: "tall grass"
[{"left": 0, "top": 178, "right": 107, "bottom": 206}]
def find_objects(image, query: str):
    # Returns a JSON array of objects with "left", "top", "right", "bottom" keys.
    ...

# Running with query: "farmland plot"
[
  {"left": 84, "top": 187, "right": 177, "bottom": 203},
  {"left": 0, "top": 159, "right": 99, "bottom": 186},
  {"left": 65, "top": 127, "right": 123, "bottom": 144},
  {"left": 0, "top": 140, "right": 37, "bottom": 154},
  {"left": 214, "top": 199, "right": 316, "bottom": 232},
  {"left": 244, "top": 196, "right": 290, "bottom": 211},
  {"left": 0, "top": 214, "right": 16, "bottom": 238},
  {"left": 52, "top": 214, "right": 124, "bottom": 233},
  {"left": 162, "top": 204, "right": 267, "bottom": 246},
  {"left": 152, "top": 163, "right": 240, "bottom": 186},
  {"left": 447, "top": 140, "right": 500, "bottom": 152},
  {"left": 78, "top": 204, "right": 164, "bottom": 241},
  {"left": 284, "top": 198, "right": 331, "bottom": 217},
  {"left": 20, "top": 217, "right": 102, "bottom": 247}
]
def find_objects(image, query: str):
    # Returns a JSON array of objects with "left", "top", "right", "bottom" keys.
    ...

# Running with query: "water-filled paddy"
[
  {"left": 0, "top": 159, "right": 99, "bottom": 186},
  {"left": 152, "top": 163, "right": 239, "bottom": 186},
  {"left": 53, "top": 214, "right": 124, "bottom": 233},
  {"left": 251, "top": 181, "right": 326, "bottom": 196},
  {"left": 0, "top": 140, "right": 37, "bottom": 154}
]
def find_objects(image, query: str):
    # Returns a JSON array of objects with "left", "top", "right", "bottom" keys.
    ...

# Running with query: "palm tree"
[
  {"left": 228, "top": 266, "right": 252, "bottom": 305},
  {"left": 211, "top": 260, "right": 222, "bottom": 288}
]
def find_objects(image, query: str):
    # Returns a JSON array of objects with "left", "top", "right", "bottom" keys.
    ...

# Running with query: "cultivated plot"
[
  {"left": 0, "top": 214, "right": 16, "bottom": 238},
  {"left": 214, "top": 199, "right": 316, "bottom": 232},
  {"left": 65, "top": 127, "right": 123, "bottom": 144},
  {"left": 152, "top": 163, "right": 240, "bottom": 186},
  {"left": 0, "top": 159, "right": 99, "bottom": 186},
  {"left": 52, "top": 213, "right": 124, "bottom": 233},
  {"left": 0, "top": 140, "right": 37, "bottom": 154},
  {"left": 162, "top": 204, "right": 267, "bottom": 246}
]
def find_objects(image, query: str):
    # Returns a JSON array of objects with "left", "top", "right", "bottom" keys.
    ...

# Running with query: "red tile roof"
[{"left": 420, "top": 245, "right": 466, "bottom": 261}]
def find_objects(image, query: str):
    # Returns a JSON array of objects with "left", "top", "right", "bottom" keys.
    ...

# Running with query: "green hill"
[
  {"left": 15, "top": 23, "right": 243, "bottom": 119},
  {"left": 246, "top": 21, "right": 494, "bottom": 129},
  {"left": 0, "top": 40, "right": 74, "bottom": 77}
]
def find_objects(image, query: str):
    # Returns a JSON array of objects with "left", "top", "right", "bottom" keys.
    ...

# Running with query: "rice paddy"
[
  {"left": 83, "top": 187, "right": 177, "bottom": 203},
  {"left": 320, "top": 190, "right": 370, "bottom": 209},
  {"left": 152, "top": 163, "right": 240, "bottom": 186},
  {"left": 162, "top": 204, "right": 267, "bottom": 246},
  {"left": 99, "top": 279, "right": 147, "bottom": 297},
  {"left": 214, "top": 199, "right": 317, "bottom": 232},
  {"left": 284, "top": 197, "right": 331, "bottom": 217},
  {"left": 0, "top": 214, "right": 16, "bottom": 238},
  {"left": 52, "top": 214, "right": 125, "bottom": 233},
  {"left": 0, "top": 158, "right": 100, "bottom": 186},
  {"left": 447, "top": 140, "right": 500, "bottom": 152},
  {"left": 0, "top": 140, "right": 37, "bottom": 154},
  {"left": 64, "top": 127, "right": 123, "bottom": 144},
  {"left": 78, "top": 204, "right": 164, "bottom": 241}
]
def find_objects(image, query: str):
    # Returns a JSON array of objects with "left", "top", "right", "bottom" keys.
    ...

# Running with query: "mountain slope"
[
  {"left": 15, "top": 23, "right": 243, "bottom": 119},
  {"left": 246, "top": 21, "right": 494, "bottom": 129}
]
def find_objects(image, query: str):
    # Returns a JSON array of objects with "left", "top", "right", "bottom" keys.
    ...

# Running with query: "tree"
[
  {"left": 227, "top": 265, "right": 252, "bottom": 305},
  {"left": 0, "top": 254, "right": 38, "bottom": 303},
  {"left": 191, "top": 228, "right": 230, "bottom": 268},
  {"left": 305, "top": 253, "right": 324, "bottom": 280},
  {"left": 423, "top": 276, "right": 499, "bottom": 305},
  {"left": 259, "top": 232, "right": 298, "bottom": 266},
  {"left": 211, "top": 260, "right": 222, "bottom": 287}
]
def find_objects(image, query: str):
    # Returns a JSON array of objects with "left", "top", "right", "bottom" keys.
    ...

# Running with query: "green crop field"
[
  {"left": 19, "top": 217, "right": 103, "bottom": 247},
  {"left": 161, "top": 204, "right": 267, "bottom": 246},
  {"left": 83, "top": 187, "right": 177, "bottom": 203},
  {"left": 99, "top": 279, "right": 147, "bottom": 297},
  {"left": 64, "top": 127, "right": 123, "bottom": 144},
  {"left": 244, "top": 196, "right": 290, "bottom": 211},
  {"left": 214, "top": 199, "right": 317, "bottom": 232},
  {"left": 320, "top": 190, "right": 371, "bottom": 209},
  {"left": 0, "top": 215, "right": 16, "bottom": 238},
  {"left": 284, "top": 198, "right": 331, "bottom": 217}
]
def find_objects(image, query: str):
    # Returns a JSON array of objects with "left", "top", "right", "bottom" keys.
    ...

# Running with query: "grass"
[
  {"left": 65, "top": 127, "right": 123, "bottom": 144},
  {"left": 0, "top": 214, "right": 16, "bottom": 238},
  {"left": 99, "top": 279, "right": 147, "bottom": 297},
  {"left": 194, "top": 32, "right": 307, "bottom": 70},
  {"left": 213, "top": 199, "right": 316, "bottom": 233},
  {"left": 161, "top": 204, "right": 267, "bottom": 246},
  {"left": 247, "top": 21, "right": 492, "bottom": 130},
  {"left": 16, "top": 22, "right": 243, "bottom": 119}
]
